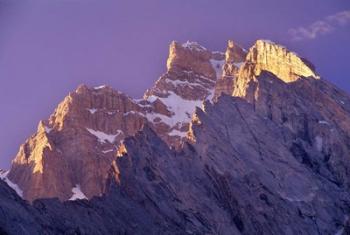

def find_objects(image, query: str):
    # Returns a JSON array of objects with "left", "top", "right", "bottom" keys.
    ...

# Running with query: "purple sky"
[{"left": 0, "top": 0, "right": 349, "bottom": 168}]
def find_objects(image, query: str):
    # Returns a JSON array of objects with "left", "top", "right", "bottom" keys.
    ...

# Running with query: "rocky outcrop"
[
  {"left": 144, "top": 41, "right": 224, "bottom": 146},
  {"left": 246, "top": 40, "right": 319, "bottom": 82},
  {"left": 213, "top": 40, "right": 247, "bottom": 99}
]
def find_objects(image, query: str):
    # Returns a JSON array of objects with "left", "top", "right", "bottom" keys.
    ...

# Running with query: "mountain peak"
[
  {"left": 5, "top": 38, "right": 338, "bottom": 204},
  {"left": 166, "top": 41, "right": 215, "bottom": 78},
  {"left": 226, "top": 40, "right": 247, "bottom": 63},
  {"left": 2, "top": 37, "right": 350, "bottom": 234},
  {"left": 246, "top": 39, "right": 319, "bottom": 82}
]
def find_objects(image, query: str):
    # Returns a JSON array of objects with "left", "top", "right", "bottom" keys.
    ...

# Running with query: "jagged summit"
[
  {"left": 166, "top": 40, "right": 217, "bottom": 79},
  {"left": 226, "top": 40, "right": 247, "bottom": 63},
  {"left": 2, "top": 38, "right": 334, "bottom": 203},
  {"left": 1, "top": 38, "right": 350, "bottom": 234}
]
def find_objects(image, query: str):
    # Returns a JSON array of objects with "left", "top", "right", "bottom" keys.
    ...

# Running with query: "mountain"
[
  {"left": 6, "top": 40, "right": 230, "bottom": 201},
  {"left": 1, "top": 39, "right": 350, "bottom": 234}
]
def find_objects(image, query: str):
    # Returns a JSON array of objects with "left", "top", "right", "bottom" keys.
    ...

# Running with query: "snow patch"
[
  {"left": 210, "top": 59, "right": 225, "bottom": 79},
  {"left": 94, "top": 85, "right": 106, "bottom": 90},
  {"left": 87, "top": 108, "right": 98, "bottom": 114},
  {"left": 182, "top": 41, "right": 207, "bottom": 52},
  {"left": 168, "top": 129, "right": 187, "bottom": 138},
  {"left": 205, "top": 88, "right": 215, "bottom": 104},
  {"left": 147, "top": 92, "right": 202, "bottom": 127},
  {"left": 86, "top": 128, "right": 122, "bottom": 144},
  {"left": 69, "top": 184, "right": 87, "bottom": 200},
  {"left": 166, "top": 78, "right": 192, "bottom": 87},
  {"left": 260, "top": 39, "right": 276, "bottom": 44},
  {"left": 123, "top": 111, "right": 144, "bottom": 117},
  {"left": 199, "top": 75, "right": 215, "bottom": 84},
  {"left": 212, "top": 51, "right": 225, "bottom": 55},
  {"left": 146, "top": 95, "right": 158, "bottom": 103},
  {"left": 0, "top": 170, "right": 23, "bottom": 198},
  {"left": 102, "top": 149, "right": 114, "bottom": 154},
  {"left": 166, "top": 78, "right": 209, "bottom": 90},
  {"left": 44, "top": 126, "right": 53, "bottom": 134}
]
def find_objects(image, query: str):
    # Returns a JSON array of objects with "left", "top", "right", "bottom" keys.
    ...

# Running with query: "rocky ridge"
[
  {"left": 1, "top": 38, "right": 350, "bottom": 234},
  {"left": 0, "top": 94, "right": 349, "bottom": 234},
  {"left": 7, "top": 40, "right": 229, "bottom": 201}
]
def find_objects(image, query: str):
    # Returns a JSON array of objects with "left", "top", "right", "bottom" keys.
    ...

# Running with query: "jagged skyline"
[{"left": 0, "top": 0, "right": 349, "bottom": 168}]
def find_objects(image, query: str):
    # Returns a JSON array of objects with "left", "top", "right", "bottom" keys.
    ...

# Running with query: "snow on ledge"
[
  {"left": 145, "top": 95, "right": 158, "bottom": 103},
  {"left": 168, "top": 129, "right": 187, "bottom": 138},
  {"left": 69, "top": 184, "right": 87, "bottom": 201},
  {"left": 44, "top": 126, "right": 53, "bottom": 134},
  {"left": 86, "top": 128, "right": 122, "bottom": 144},
  {"left": 102, "top": 149, "right": 114, "bottom": 154},
  {"left": 259, "top": 39, "right": 276, "bottom": 44},
  {"left": 0, "top": 170, "right": 23, "bottom": 198},
  {"left": 182, "top": 41, "right": 207, "bottom": 52},
  {"left": 87, "top": 108, "right": 98, "bottom": 114},
  {"left": 210, "top": 59, "right": 225, "bottom": 79},
  {"left": 94, "top": 85, "right": 107, "bottom": 90}
]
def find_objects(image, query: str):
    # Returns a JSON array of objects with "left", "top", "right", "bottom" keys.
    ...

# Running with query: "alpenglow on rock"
[
  {"left": 246, "top": 40, "right": 319, "bottom": 82},
  {"left": 7, "top": 40, "right": 228, "bottom": 201},
  {"left": 2, "top": 38, "right": 350, "bottom": 235}
]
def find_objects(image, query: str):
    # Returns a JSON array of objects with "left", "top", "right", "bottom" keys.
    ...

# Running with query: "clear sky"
[{"left": 0, "top": 0, "right": 349, "bottom": 168}]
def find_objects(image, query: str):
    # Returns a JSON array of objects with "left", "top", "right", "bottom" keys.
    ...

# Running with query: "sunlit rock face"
[
  {"left": 8, "top": 86, "right": 147, "bottom": 201},
  {"left": 227, "top": 40, "right": 350, "bottom": 194},
  {"left": 232, "top": 40, "right": 319, "bottom": 99},
  {"left": 213, "top": 40, "right": 247, "bottom": 99},
  {"left": 246, "top": 40, "right": 319, "bottom": 82}
]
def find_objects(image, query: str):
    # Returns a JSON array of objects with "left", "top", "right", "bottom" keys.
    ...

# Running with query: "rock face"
[
  {"left": 144, "top": 41, "right": 224, "bottom": 146},
  {"left": 246, "top": 40, "right": 319, "bottom": 82},
  {"left": 8, "top": 86, "right": 145, "bottom": 201},
  {"left": 0, "top": 96, "right": 349, "bottom": 234},
  {"left": 214, "top": 40, "right": 247, "bottom": 99},
  {"left": 2, "top": 38, "right": 350, "bottom": 234},
  {"left": 229, "top": 40, "right": 350, "bottom": 193},
  {"left": 7, "top": 41, "right": 224, "bottom": 201}
]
